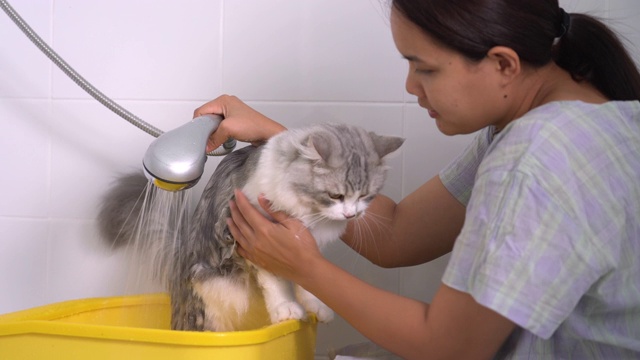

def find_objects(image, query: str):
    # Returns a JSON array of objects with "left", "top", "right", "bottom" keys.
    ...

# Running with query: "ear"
[
  {"left": 486, "top": 46, "right": 521, "bottom": 85},
  {"left": 369, "top": 132, "right": 405, "bottom": 159},
  {"left": 304, "top": 133, "right": 332, "bottom": 162}
]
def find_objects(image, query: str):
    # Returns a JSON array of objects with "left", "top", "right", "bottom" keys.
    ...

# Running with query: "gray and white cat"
[{"left": 98, "top": 123, "right": 404, "bottom": 331}]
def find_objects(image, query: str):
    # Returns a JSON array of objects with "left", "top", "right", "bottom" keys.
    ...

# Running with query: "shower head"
[{"left": 142, "top": 114, "right": 232, "bottom": 191}]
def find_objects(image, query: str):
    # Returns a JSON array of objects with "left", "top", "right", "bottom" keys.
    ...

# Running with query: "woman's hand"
[
  {"left": 227, "top": 189, "right": 323, "bottom": 282},
  {"left": 194, "top": 95, "right": 287, "bottom": 152}
]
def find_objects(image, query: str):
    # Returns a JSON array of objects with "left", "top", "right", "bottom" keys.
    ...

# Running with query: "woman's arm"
[
  {"left": 228, "top": 190, "right": 514, "bottom": 360},
  {"left": 301, "top": 259, "right": 515, "bottom": 360},
  {"left": 343, "top": 174, "right": 465, "bottom": 268}
]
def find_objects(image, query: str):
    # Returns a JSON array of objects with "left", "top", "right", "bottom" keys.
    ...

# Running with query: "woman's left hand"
[{"left": 227, "top": 189, "right": 322, "bottom": 282}]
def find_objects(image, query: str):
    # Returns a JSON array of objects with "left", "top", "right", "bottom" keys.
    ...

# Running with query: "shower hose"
[{"left": 0, "top": 0, "right": 233, "bottom": 156}]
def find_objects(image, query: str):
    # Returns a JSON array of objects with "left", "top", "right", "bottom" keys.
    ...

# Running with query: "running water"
[{"left": 116, "top": 182, "right": 193, "bottom": 289}]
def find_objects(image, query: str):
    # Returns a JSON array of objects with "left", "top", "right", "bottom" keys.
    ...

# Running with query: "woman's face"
[{"left": 390, "top": 8, "right": 509, "bottom": 135}]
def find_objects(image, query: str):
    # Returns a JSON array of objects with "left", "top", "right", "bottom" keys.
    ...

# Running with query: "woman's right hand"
[{"left": 194, "top": 95, "right": 287, "bottom": 152}]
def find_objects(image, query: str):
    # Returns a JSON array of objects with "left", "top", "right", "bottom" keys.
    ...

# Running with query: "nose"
[
  {"left": 343, "top": 212, "right": 356, "bottom": 219},
  {"left": 405, "top": 66, "right": 421, "bottom": 97}
]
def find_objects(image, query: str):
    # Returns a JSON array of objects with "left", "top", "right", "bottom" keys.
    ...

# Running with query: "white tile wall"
[
  {"left": 1, "top": 0, "right": 638, "bottom": 357},
  {"left": 52, "top": 0, "right": 224, "bottom": 101},
  {"left": 609, "top": 0, "right": 640, "bottom": 67},
  {"left": 0, "top": 0, "right": 51, "bottom": 99},
  {"left": 0, "top": 218, "right": 48, "bottom": 312},
  {"left": 222, "top": 0, "right": 406, "bottom": 102},
  {"left": 0, "top": 100, "right": 50, "bottom": 218}
]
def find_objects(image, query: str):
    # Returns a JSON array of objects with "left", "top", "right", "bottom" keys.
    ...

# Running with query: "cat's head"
[{"left": 287, "top": 124, "right": 404, "bottom": 222}]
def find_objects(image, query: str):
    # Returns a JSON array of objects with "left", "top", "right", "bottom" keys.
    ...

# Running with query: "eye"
[
  {"left": 328, "top": 193, "right": 344, "bottom": 201},
  {"left": 415, "top": 68, "right": 434, "bottom": 75}
]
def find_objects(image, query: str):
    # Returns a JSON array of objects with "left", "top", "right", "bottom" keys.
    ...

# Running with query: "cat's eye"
[
  {"left": 328, "top": 193, "right": 344, "bottom": 201},
  {"left": 360, "top": 194, "right": 374, "bottom": 202}
]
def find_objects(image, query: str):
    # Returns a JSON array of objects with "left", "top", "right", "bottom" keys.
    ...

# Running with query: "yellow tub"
[{"left": 0, "top": 293, "right": 317, "bottom": 359}]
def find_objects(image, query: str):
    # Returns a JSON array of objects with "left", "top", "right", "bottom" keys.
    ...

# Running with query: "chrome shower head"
[{"left": 142, "top": 114, "right": 228, "bottom": 191}]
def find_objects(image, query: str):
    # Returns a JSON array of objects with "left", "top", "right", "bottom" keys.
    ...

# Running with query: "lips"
[{"left": 418, "top": 100, "right": 439, "bottom": 119}]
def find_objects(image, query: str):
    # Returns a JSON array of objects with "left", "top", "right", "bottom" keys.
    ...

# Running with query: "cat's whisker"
[
  {"left": 351, "top": 211, "right": 395, "bottom": 264},
  {"left": 296, "top": 212, "right": 327, "bottom": 229}
]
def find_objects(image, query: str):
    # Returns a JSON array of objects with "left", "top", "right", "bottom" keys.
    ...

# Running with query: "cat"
[{"left": 98, "top": 122, "right": 404, "bottom": 331}]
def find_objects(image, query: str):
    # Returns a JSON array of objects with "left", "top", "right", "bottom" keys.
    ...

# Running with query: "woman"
[{"left": 195, "top": 1, "right": 640, "bottom": 358}]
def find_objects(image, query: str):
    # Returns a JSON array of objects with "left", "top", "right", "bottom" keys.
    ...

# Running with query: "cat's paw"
[
  {"left": 302, "top": 299, "right": 334, "bottom": 323},
  {"left": 269, "top": 301, "right": 305, "bottom": 324}
]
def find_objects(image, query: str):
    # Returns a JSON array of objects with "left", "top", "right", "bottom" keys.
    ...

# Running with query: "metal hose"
[{"left": 0, "top": 0, "right": 234, "bottom": 156}]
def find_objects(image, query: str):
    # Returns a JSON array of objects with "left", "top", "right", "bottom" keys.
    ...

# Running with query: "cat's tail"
[
  {"left": 97, "top": 171, "right": 190, "bottom": 258},
  {"left": 97, "top": 171, "right": 150, "bottom": 248}
]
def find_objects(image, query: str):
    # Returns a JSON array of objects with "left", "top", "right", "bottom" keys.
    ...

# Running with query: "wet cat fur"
[{"left": 98, "top": 123, "right": 404, "bottom": 331}]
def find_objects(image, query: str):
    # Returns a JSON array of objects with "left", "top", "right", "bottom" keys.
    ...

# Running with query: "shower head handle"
[{"left": 142, "top": 114, "right": 223, "bottom": 191}]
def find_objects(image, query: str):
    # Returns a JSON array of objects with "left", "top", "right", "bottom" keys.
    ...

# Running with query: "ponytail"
[{"left": 554, "top": 13, "right": 640, "bottom": 101}]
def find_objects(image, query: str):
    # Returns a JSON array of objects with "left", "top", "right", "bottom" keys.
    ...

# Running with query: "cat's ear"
[
  {"left": 369, "top": 132, "right": 405, "bottom": 159},
  {"left": 304, "top": 133, "right": 333, "bottom": 162}
]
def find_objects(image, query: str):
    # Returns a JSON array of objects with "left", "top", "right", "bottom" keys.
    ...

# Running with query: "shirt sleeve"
[
  {"left": 442, "top": 167, "right": 617, "bottom": 339},
  {"left": 439, "top": 127, "right": 492, "bottom": 206}
]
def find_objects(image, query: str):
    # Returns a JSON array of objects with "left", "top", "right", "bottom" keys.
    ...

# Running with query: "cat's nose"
[{"left": 343, "top": 212, "right": 356, "bottom": 219}]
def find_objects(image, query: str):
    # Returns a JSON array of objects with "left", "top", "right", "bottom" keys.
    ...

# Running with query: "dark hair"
[{"left": 391, "top": 0, "right": 640, "bottom": 101}]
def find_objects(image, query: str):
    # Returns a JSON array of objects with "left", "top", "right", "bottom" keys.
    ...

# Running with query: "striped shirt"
[{"left": 440, "top": 101, "right": 640, "bottom": 359}]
